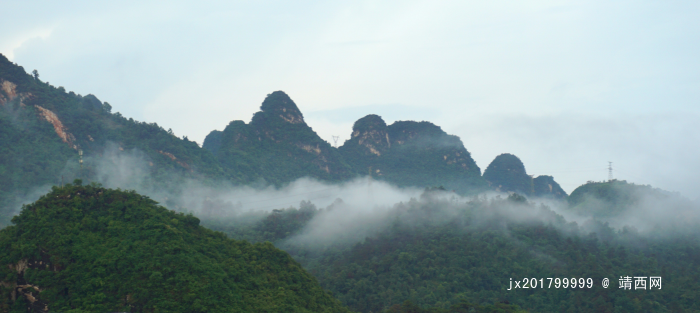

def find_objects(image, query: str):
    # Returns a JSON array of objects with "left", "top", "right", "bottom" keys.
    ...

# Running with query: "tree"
[{"left": 32, "top": 69, "right": 39, "bottom": 80}]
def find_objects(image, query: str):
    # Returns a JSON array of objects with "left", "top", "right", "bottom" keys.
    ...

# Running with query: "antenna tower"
[
  {"left": 332, "top": 135, "right": 339, "bottom": 147},
  {"left": 608, "top": 161, "right": 613, "bottom": 181}
]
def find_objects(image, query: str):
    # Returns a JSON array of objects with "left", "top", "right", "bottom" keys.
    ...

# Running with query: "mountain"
[
  {"left": 482, "top": 153, "right": 532, "bottom": 194},
  {"left": 0, "top": 53, "right": 225, "bottom": 225},
  {"left": 532, "top": 175, "right": 567, "bottom": 199},
  {"left": 483, "top": 153, "right": 567, "bottom": 198},
  {"left": 203, "top": 91, "right": 354, "bottom": 185},
  {"left": 338, "top": 114, "right": 487, "bottom": 194},
  {"left": 0, "top": 183, "right": 350, "bottom": 313}
]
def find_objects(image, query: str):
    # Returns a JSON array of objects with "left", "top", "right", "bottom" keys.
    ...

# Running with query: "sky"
[{"left": 2, "top": 0, "right": 699, "bottom": 197}]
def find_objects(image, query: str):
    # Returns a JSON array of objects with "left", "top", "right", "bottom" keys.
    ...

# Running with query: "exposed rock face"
[
  {"left": 349, "top": 114, "right": 390, "bottom": 156},
  {"left": 339, "top": 115, "right": 487, "bottom": 194},
  {"left": 203, "top": 91, "right": 352, "bottom": 184},
  {"left": 533, "top": 175, "right": 568, "bottom": 199},
  {"left": 483, "top": 153, "right": 533, "bottom": 195},
  {"left": 157, "top": 150, "right": 191, "bottom": 171},
  {"left": 35, "top": 105, "right": 77, "bottom": 149},
  {"left": 259, "top": 91, "right": 305, "bottom": 124},
  {"left": 2, "top": 252, "right": 56, "bottom": 312},
  {"left": 1, "top": 80, "right": 17, "bottom": 104},
  {"left": 0, "top": 79, "right": 32, "bottom": 106}
]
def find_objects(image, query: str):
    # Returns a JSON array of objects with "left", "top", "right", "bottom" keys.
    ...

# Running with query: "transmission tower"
[
  {"left": 332, "top": 135, "right": 339, "bottom": 147},
  {"left": 608, "top": 161, "right": 613, "bottom": 181}
]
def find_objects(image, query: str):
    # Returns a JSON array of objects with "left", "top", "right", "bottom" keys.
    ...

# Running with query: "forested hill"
[
  {"left": 0, "top": 183, "right": 350, "bottom": 313},
  {"left": 0, "top": 54, "right": 226, "bottom": 226},
  {"left": 205, "top": 189, "right": 700, "bottom": 312},
  {"left": 203, "top": 91, "right": 354, "bottom": 185},
  {"left": 338, "top": 114, "right": 488, "bottom": 194},
  {"left": 567, "top": 180, "right": 693, "bottom": 220}
]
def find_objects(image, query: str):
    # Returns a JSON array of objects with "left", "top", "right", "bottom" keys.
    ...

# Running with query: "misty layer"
[{"left": 203, "top": 187, "right": 700, "bottom": 312}]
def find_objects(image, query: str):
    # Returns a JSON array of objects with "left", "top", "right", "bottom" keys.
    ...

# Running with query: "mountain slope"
[
  {"left": 339, "top": 114, "right": 487, "bottom": 194},
  {"left": 567, "top": 179, "right": 690, "bottom": 219},
  {"left": 203, "top": 91, "right": 354, "bottom": 185},
  {"left": 0, "top": 53, "right": 226, "bottom": 225},
  {"left": 0, "top": 183, "right": 350, "bottom": 313},
  {"left": 532, "top": 175, "right": 567, "bottom": 199}
]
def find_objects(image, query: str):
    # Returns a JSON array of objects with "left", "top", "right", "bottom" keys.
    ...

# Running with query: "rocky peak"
[
  {"left": 259, "top": 91, "right": 304, "bottom": 124},
  {"left": 350, "top": 114, "right": 390, "bottom": 156},
  {"left": 483, "top": 153, "right": 533, "bottom": 194}
]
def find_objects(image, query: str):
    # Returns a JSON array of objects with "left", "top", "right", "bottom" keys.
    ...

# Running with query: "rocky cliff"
[
  {"left": 203, "top": 91, "right": 353, "bottom": 185},
  {"left": 339, "top": 114, "right": 487, "bottom": 194}
]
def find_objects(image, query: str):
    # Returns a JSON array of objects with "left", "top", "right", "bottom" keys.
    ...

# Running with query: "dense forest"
[
  {"left": 0, "top": 183, "right": 350, "bottom": 312},
  {"left": 203, "top": 184, "right": 700, "bottom": 312}
]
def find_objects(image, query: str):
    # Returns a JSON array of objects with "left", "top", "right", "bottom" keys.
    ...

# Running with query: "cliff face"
[
  {"left": 339, "top": 115, "right": 487, "bottom": 194},
  {"left": 347, "top": 114, "right": 391, "bottom": 157},
  {"left": 203, "top": 91, "right": 353, "bottom": 185}
]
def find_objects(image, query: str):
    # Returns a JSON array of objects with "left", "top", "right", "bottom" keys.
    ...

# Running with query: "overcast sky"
[{"left": 2, "top": 1, "right": 699, "bottom": 197}]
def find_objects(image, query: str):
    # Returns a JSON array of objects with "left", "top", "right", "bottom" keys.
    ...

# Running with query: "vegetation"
[
  {"left": 567, "top": 180, "right": 676, "bottom": 218},
  {"left": 382, "top": 300, "right": 527, "bottom": 313},
  {"left": 339, "top": 115, "right": 488, "bottom": 195},
  {"left": 0, "top": 183, "right": 350, "bottom": 312},
  {"left": 203, "top": 91, "right": 354, "bottom": 186},
  {"left": 205, "top": 189, "right": 700, "bottom": 313},
  {"left": 0, "top": 54, "right": 226, "bottom": 226},
  {"left": 482, "top": 154, "right": 533, "bottom": 195},
  {"left": 4, "top": 53, "right": 698, "bottom": 313}
]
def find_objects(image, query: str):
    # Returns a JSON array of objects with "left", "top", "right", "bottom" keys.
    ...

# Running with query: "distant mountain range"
[{"left": 0, "top": 52, "right": 567, "bottom": 224}]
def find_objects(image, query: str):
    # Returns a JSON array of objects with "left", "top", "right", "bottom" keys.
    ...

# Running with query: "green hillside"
[
  {"left": 339, "top": 114, "right": 487, "bottom": 194},
  {"left": 0, "top": 54, "right": 225, "bottom": 226},
  {"left": 568, "top": 180, "right": 676, "bottom": 218},
  {"left": 0, "top": 183, "right": 350, "bottom": 313}
]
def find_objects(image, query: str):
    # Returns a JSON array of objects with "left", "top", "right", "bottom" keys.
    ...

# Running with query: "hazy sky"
[{"left": 2, "top": 1, "right": 699, "bottom": 196}]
